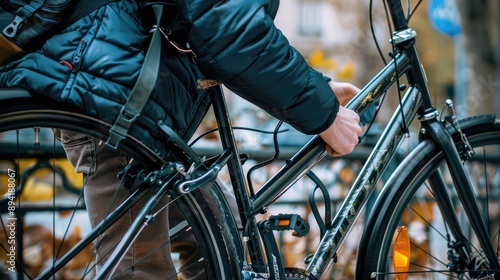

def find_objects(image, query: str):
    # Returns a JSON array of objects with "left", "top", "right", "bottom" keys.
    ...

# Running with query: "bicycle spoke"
[
  {"left": 358, "top": 119, "right": 500, "bottom": 279},
  {"left": 0, "top": 114, "right": 239, "bottom": 279}
]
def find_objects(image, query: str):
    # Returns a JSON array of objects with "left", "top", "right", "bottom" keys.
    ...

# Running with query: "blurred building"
[{"left": 273, "top": 0, "right": 459, "bottom": 122}]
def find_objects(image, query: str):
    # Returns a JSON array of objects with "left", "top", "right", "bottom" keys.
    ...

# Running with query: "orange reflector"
[
  {"left": 278, "top": 219, "right": 290, "bottom": 227},
  {"left": 393, "top": 226, "right": 410, "bottom": 280}
]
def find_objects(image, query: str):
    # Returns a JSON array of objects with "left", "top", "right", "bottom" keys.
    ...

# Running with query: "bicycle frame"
[
  {"left": 210, "top": 47, "right": 420, "bottom": 278},
  {"left": 6, "top": 0, "right": 495, "bottom": 278},
  {"left": 210, "top": 0, "right": 499, "bottom": 278}
]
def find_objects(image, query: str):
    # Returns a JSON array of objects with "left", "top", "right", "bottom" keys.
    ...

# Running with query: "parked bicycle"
[{"left": 0, "top": 0, "right": 499, "bottom": 279}]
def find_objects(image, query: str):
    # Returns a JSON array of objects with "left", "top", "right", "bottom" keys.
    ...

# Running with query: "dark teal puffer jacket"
[
  {"left": 176, "top": 0, "right": 339, "bottom": 135},
  {"left": 0, "top": 0, "right": 210, "bottom": 158},
  {"left": 0, "top": 0, "right": 339, "bottom": 158}
]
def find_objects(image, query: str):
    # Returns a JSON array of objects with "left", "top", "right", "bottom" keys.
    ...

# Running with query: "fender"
[{"left": 447, "top": 114, "right": 497, "bottom": 135}]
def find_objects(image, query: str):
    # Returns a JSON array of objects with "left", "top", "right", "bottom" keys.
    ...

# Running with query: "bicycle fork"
[{"left": 421, "top": 107, "right": 500, "bottom": 275}]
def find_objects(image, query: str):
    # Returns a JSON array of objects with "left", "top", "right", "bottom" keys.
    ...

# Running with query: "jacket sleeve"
[{"left": 175, "top": 0, "right": 339, "bottom": 135}]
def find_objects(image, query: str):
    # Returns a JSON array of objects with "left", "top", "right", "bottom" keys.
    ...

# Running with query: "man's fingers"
[{"left": 325, "top": 142, "right": 357, "bottom": 157}]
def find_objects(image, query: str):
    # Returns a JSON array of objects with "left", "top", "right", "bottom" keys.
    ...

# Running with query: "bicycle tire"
[
  {"left": 356, "top": 115, "right": 500, "bottom": 279},
  {"left": 0, "top": 93, "right": 242, "bottom": 279}
]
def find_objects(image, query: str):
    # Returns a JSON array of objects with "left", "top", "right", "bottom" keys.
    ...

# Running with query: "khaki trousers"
[{"left": 58, "top": 130, "right": 227, "bottom": 279}]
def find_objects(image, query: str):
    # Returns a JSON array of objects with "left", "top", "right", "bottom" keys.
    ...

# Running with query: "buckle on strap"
[
  {"left": 3, "top": 15, "right": 24, "bottom": 38},
  {"left": 105, "top": 107, "right": 140, "bottom": 150},
  {"left": 104, "top": 4, "right": 164, "bottom": 151}
]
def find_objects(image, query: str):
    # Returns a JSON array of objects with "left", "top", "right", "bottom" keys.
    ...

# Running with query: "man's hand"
[
  {"left": 328, "top": 81, "right": 359, "bottom": 106},
  {"left": 319, "top": 81, "right": 362, "bottom": 157}
]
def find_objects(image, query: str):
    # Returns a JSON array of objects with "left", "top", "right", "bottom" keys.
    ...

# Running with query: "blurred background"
[
  {"left": 222, "top": 0, "right": 499, "bottom": 125},
  {"left": 274, "top": 0, "right": 499, "bottom": 119},
  {"left": 1, "top": 1, "right": 498, "bottom": 279}
]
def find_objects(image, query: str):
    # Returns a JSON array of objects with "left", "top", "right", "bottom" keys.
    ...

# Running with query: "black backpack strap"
[
  {"left": 4, "top": 0, "right": 117, "bottom": 38},
  {"left": 106, "top": 4, "right": 164, "bottom": 151},
  {"left": 15, "top": 0, "right": 45, "bottom": 18},
  {"left": 64, "top": 0, "right": 118, "bottom": 27}
]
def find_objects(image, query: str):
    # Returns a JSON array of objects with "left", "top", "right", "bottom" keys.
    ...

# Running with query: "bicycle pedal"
[{"left": 264, "top": 214, "right": 309, "bottom": 237}]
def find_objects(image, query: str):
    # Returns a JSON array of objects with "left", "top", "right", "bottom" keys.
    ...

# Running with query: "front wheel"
[{"left": 357, "top": 115, "right": 500, "bottom": 279}]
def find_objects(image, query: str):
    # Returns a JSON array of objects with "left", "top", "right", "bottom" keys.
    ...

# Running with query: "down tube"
[{"left": 306, "top": 87, "right": 423, "bottom": 277}]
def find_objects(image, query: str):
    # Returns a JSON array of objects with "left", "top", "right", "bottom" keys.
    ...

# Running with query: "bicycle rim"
[
  {"left": 357, "top": 116, "right": 500, "bottom": 279},
  {"left": 0, "top": 96, "right": 241, "bottom": 279}
]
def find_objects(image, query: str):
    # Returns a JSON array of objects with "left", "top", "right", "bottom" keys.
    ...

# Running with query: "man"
[{"left": 0, "top": 0, "right": 363, "bottom": 278}]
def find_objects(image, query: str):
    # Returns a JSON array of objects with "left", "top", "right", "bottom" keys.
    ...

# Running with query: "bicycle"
[{"left": 0, "top": 0, "right": 499, "bottom": 279}]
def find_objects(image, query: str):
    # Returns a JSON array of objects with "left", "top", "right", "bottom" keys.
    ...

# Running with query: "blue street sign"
[{"left": 427, "top": 0, "right": 461, "bottom": 36}]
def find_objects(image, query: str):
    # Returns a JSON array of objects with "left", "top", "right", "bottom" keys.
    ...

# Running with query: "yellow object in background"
[
  {"left": 336, "top": 61, "right": 355, "bottom": 81},
  {"left": 0, "top": 158, "right": 83, "bottom": 200},
  {"left": 308, "top": 48, "right": 337, "bottom": 71},
  {"left": 308, "top": 48, "right": 355, "bottom": 82},
  {"left": 20, "top": 179, "right": 55, "bottom": 202}
]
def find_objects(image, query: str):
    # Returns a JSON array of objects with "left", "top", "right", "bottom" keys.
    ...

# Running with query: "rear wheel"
[
  {"left": 0, "top": 94, "right": 242, "bottom": 279},
  {"left": 357, "top": 116, "right": 500, "bottom": 279}
]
